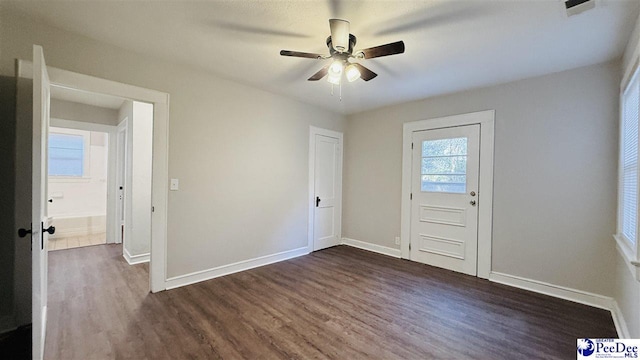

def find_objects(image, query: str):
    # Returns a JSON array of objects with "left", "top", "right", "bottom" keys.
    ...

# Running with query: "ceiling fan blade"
[
  {"left": 308, "top": 66, "right": 330, "bottom": 81},
  {"left": 359, "top": 41, "right": 405, "bottom": 59},
  {"left": 280, "top": 50, "right": 324, "bottom": 59},
  {"left": 329, "top": 19, "right": 350, "bottom": 52},
  {"left": 352, "top": 63, "right": 377, "bottom": 81}
]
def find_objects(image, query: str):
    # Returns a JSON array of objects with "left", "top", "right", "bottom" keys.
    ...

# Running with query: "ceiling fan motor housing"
[{"left": 327, "top": 34, "right": 357, "bottom": 56}]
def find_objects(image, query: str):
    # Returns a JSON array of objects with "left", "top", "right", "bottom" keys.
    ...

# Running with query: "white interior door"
[
  {"left": 312, "top": 132, "right": 342, "bottom": 251},
  {"left": 32, "top": 44, "right": 51, "bottom": 360},
  {"left": 410, "top": 124, "right": 480, "bottom": 276}
]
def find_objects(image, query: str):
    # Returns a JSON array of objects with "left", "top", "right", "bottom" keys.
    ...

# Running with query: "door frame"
[
  {"left": 49, "top": 118, "right": 118, "bottom": 244},
  {"left": 18, "top": 61, "right": 170, "bottom": 293},
  {"left": 400, "top": 110, "right": 495, "bottom": 279},
  {"left": 308, "top": 126, "right": 343, "bottom": 252},
  {"left": 115, "top": 118, "right": 128, "bottom": 246}
]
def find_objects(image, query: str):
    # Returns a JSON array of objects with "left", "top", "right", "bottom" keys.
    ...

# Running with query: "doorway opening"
[
  {"left": 44, "top": 86, "right": 154, "bottom": 263},
  {"left": 47, "top": 126, "right": 109, "bottom": 251}
]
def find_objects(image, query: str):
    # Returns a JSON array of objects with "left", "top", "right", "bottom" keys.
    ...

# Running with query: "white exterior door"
[
  {"left": 410, "top": 124, "right": 480, "bottom": 276},
  {"left": 311, "top": 131, "right": 342, "bottom": 251},
  {"left": 32, "top": 45, "right": 52, "bottom": 360}
]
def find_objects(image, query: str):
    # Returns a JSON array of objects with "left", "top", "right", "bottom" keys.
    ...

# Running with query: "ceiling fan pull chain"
[{"left": 339, "top": 82, "right": 342, "bottom": 102}]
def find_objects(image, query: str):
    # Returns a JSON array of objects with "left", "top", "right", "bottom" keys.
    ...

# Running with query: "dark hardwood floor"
[{"left": 45, "top": 244, "right": 616, "bottom": 359}]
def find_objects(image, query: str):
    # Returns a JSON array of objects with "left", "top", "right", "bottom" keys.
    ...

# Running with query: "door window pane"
[
  {"left": 422, "top": 157, "right": 467, "bottom": 175},
  {"left": 421, "top": 137, "right": 467, "bottom": 193},
  {"left": 422, "top": 137, "right": 467, "bottom": 157}
]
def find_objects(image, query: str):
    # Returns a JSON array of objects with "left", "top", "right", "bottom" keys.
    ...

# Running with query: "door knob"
[
  {"left": 42, "top": 225, "right": 55, "bottom": 235},
  {"left": 470, "top": 200, "right": 476, "bottom": 206},
  {"left": 18, "top": 225, "right": 32, "bottom": 238},
  {"left": 40, "top": 223, "right": 55, "bottom": 250},
  {"left": 316, "top": 196, "right": 321, "bottom": 207}
]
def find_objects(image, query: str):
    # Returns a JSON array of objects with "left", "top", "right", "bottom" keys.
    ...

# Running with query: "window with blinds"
[
  {"left": 622, "top": 70, "right": 640, "bottom": 245},
  {"left": 49, "top": 133, "right": 85, "bottom": 177}
]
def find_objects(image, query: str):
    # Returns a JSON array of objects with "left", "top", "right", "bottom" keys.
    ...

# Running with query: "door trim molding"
[
  {"left": 115, "top": 118, "right": 128, "bottom": 246},
  {"left": 18, "top": 60, "right": 170, "bottom": 293},
  {"left": 400, "top": 110, "right": 495, "bottom": 279},
  {"left": 308, "top": 126, "right": 343, "bottom": 253}
]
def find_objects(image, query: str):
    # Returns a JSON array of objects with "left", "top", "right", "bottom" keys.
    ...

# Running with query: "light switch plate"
[{"left": 170, "top": 178, "right": 179, "bottom": 191}]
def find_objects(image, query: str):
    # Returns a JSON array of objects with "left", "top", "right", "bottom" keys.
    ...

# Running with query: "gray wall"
[
  {"left": 0, "top": 75, "right": 16, "bottom": 330},
  {"left": 344, "top": 60, "right": 620, "bottom": 297},
  {"left": 0, "top": 9, "right": 345, "bottom": 280},
  {"left": 51, "top": 98, "right": 119, "bottom": 126}
]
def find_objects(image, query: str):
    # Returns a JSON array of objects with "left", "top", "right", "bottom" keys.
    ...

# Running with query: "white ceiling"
[
  {"left": 7, "top": 0, "right": 640, "bottom": 114},
  {"left": 51, "top": 86, "right": 125, "bottom": 110}
]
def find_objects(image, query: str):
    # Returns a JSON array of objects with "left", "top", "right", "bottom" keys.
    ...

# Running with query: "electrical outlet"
[
  {"left": 170, "top": 178, "right": 179, "bottom": 191},
  {"left": 395, "top": 236, "right": 400, "bottom": 245}
]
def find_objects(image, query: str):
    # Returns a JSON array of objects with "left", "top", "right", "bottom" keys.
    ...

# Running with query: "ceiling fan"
[{"left": 280, "top": 19, "right": 405, "bottom": 85}]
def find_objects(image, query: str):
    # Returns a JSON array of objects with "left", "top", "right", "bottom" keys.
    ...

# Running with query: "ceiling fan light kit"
[
  {"left": 327, "top": 61, "right": 342, "bottom": 85},
  {"left": 279, "top": 18, "right": 405, "bottom": 98},
  {"left": 345, "top": 64, "right": 361, "bottom": 82}
]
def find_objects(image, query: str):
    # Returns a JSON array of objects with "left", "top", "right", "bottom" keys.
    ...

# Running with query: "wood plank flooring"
[{"left": 45, "top": 244, "right": 616, "bottom": 359}]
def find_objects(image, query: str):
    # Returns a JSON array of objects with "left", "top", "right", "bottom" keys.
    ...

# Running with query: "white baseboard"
[
  {"left": 341, "top": 237, "right": 401, "bottom": 258},
  {"left": 165, "top": 246, "right": 309, "bottom": 290},
  {"left": 489, "top": 271, "right": 613, "bottom": 310},
  {"left": 611, "top": 300, "right": 631, "bottom": 338},
  {"left": 123, "top": 248, "right": 150, "bottom": 265},
  {"left": 489, "top": 271, "right": 627, "bottom": 337}
]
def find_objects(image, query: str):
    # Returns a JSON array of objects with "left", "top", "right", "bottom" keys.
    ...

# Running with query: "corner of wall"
[{"left": 623, "top": 12, "right": 640, "bottom": 78}]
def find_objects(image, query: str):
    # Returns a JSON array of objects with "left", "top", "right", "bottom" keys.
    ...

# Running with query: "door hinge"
[
  {"left": 409, "top": 242, "right": 411, "bottom": 251},
  {"left": 152, "top": 206, "right": 155, "bottom": 213},
  {"left": 411, "top": 142, "right": 414, "bottom": 149},
  {"left": 410, "top": 193, "right": 412, "bottom": 200}
]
